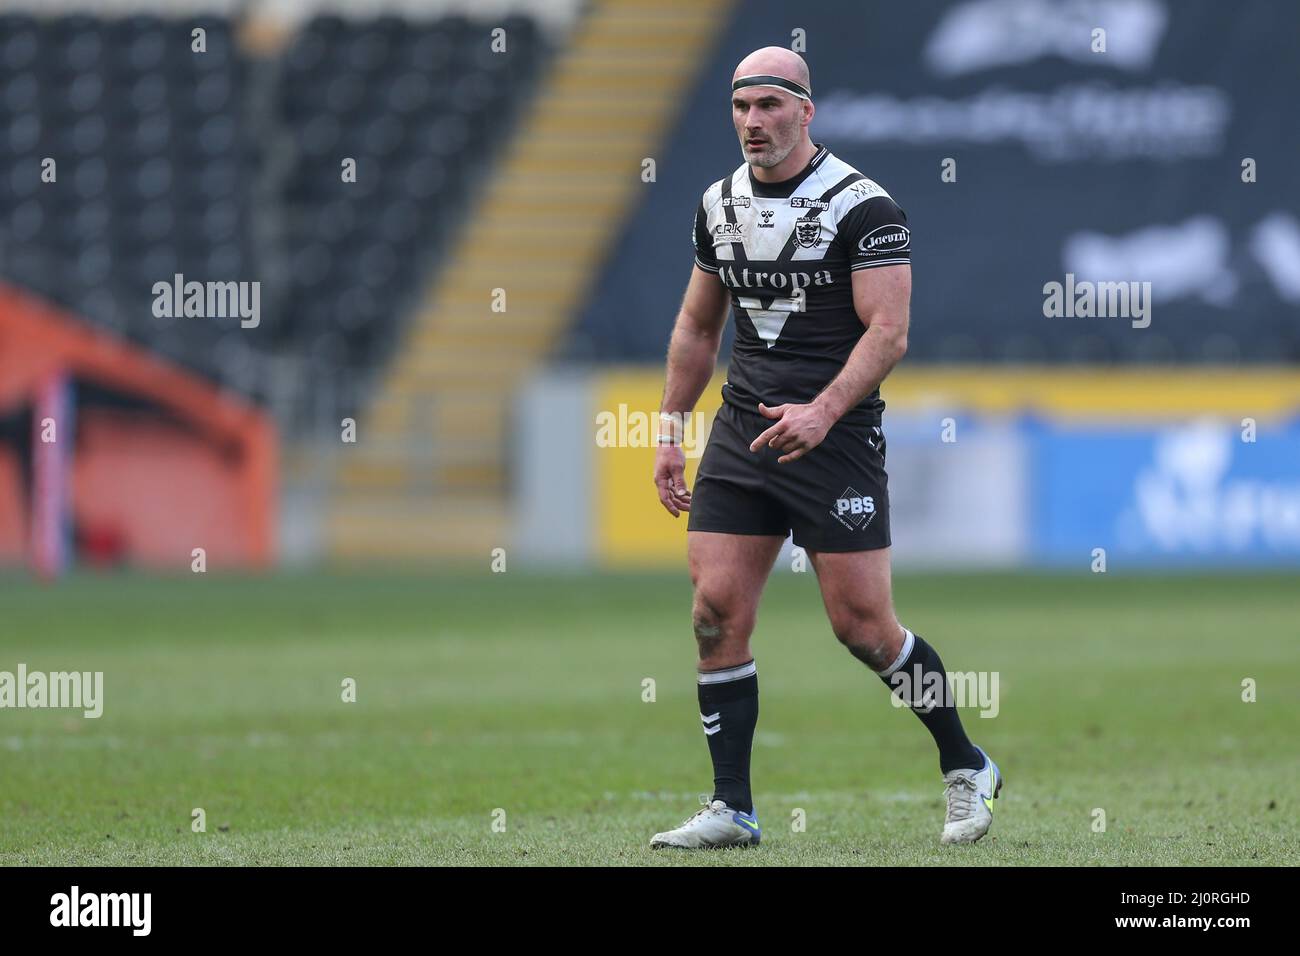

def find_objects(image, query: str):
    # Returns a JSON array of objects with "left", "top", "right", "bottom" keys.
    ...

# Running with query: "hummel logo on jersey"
[
  {"left": 831, "top": 487, "right": 876, "bottom": 530},
  {"left": 759, "top": 209, "right": 775, "bottom": 228},
  {"left": 859, "top": 224, "right": 910, "bottom": 253}
]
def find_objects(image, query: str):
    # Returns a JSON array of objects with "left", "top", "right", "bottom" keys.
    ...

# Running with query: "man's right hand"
[{"left": 654, "top": 443, "right": 692, "bottom": 517}]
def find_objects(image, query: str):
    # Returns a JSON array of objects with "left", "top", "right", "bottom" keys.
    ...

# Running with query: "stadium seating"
[
  {"left": 1, "top": 14, "right": 249, "bottom": 374},
  {"left": 276, "top": 13, "right": 543, "bottom": 375},
  {"left": 0, "top": 12, "right": 545, "bottom": 413}
]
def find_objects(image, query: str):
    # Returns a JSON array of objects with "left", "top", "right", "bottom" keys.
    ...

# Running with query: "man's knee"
[
  {"left": 692, "top": 585, "right": 755, "bottom": 660},
  {"left": 829, "top": 605, "right": 903, "bottom": 670}
]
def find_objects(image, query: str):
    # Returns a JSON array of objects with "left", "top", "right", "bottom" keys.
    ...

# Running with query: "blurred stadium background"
[
  {"left": 2, "top": 0, "right": 1298, "bottom": 573},
  {"left": 1, "top": 0, "right": 1297, "bottom": 865}
]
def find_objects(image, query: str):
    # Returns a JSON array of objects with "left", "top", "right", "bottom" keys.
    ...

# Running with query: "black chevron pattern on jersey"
[{"left": 743, "top": 171, "right": 868, "bottom": 313}]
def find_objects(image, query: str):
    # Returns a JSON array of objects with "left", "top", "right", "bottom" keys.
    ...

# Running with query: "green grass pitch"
[{"left": 1, "top": 569, "right": 1296, "bottom": 866}]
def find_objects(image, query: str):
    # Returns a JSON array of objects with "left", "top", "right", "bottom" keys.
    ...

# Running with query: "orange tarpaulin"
[{"left": 0, "top": 283, "right": 276, "bottom": 568}]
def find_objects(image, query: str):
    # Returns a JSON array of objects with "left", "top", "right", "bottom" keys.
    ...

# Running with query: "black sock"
[
  {"left": 877, "top": 630, "right": 982, "bottom": 774},
  {"left": 697, "top": 661, "right": 758, "bottom": 815}
]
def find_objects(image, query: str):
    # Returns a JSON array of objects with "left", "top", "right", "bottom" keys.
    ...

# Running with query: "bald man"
[{"left": 650, "top": 48, "right": 1001, "bottom": 849}]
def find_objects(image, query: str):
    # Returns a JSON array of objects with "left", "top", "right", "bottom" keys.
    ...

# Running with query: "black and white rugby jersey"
[{"left": 692, "top": 143, "right": 910, "bottom": 424}]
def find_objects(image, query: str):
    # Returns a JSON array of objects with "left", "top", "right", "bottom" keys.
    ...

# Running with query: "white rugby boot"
[
  {"left": 650, "top": 798, "right": 761, "bottom": 849},
  {"left": 940, "top": 745, "right": 1002, "bottom": 845}
]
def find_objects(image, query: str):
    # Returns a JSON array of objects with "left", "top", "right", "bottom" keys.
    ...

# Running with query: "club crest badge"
[{"left": 795, "top": 219, "right": 821, "bottom": 248}]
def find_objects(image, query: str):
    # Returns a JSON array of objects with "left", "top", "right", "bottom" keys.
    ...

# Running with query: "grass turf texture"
[{"left": 1, "top": 570, "right": 1296, "bottom": 866}]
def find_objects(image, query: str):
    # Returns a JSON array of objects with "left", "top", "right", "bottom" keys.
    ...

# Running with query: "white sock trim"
[
  {"left": 879, "top": 627, "right": 914, "bottom": 677},
  {"left": 697, "top": 660, "right": 757, "bottom": 684}
]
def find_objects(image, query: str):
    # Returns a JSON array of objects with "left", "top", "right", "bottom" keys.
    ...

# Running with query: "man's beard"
[
  {"left": 746, "top": 137, "right": 796, "bottom": 168},
  {"left": 742, "top": 117, "right": 801, "bottom": 168}
]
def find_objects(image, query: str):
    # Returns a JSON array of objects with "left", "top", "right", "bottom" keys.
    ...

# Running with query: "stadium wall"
[{"left": 513, "top": 366, "right": 1300, "bottom": 570}]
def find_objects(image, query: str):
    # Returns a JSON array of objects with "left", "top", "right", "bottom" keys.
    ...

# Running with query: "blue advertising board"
[{"left": 1028, "top": 417, "right": 1300, "bottom": 566}]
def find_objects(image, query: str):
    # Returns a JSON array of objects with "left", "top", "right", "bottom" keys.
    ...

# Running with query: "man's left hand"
[{"left": 748, "top": 401, "right": 835, "bottom": 463}]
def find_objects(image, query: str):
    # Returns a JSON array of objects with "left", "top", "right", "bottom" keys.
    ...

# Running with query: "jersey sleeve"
[
  {"left": 692, "top": 199, "right": 720, "bottom": 273},
  {"left": 835, "top": 195, "right": 911, "bottom": 271}
]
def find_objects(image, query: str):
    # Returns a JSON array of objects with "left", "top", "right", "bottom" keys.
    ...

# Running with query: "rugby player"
[{"left": 650, "top": 47, "right": 1001, "bottom": 849}]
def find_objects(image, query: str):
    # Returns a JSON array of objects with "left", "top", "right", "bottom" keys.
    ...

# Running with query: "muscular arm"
[
  {"left": 661, "top": 265, "right": 731, "bottom": 417},
  {"left": 812, "top": 264, "right": 911, "bottom": 420},
  {"left": 655, "top": 265, "right": 730, "bottom": 516},
  {"left": 750, "top": 264, "right": 911, "bottom": 462}
]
